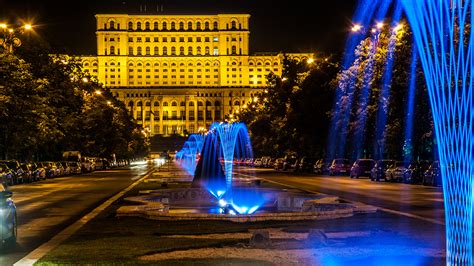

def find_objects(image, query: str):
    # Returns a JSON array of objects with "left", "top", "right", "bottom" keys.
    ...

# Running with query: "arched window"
[
  {"left": 137, "top": 101, "right": 143, "bottom": 107},
  {"left": 163, "top": 102, "right": 169, "bottom": 106},
  {"left": 180, "top": 101, "right": 185, "bottom": 106},
  {"left": 145, "top": 102, "right": 151, "bottom": 107},
  {"left": 231, "top": 45, "right": 237, "bottom": 55},
  {"left": 231, "top": 21, "right": 237, "bottom": 29},
  {"left": 179, "top": 22, "right": 184, "bottom": 30},
  {"left": 109, "top": 21, "right": 115, "bottom": 29},
  {"left": 196, "top": 46, "right": 202, "bottom": 55},
  {"left": 189, "top": 101, "right": 195, "bottom": 107},
  {"left": 137, "top": 22, "right": 142, "bottom": 30},
  {"left": 205, "top": 47, "right": 210, "bottom": 55},
  {"left": 153, "top": 22, "right": 158, "bottom": 30},
  {"left": 128, "top": 21, "right": 133, "bottom": 30},
  {"left": 215, "top": 101, "right": 221, "bottom": 106},
  {"left": 154, "top": 46, "right": 159, "bottom": 55},
  {"left": 163, "top": 22, "right": 167, "bottom": 30},
  {"left": 145, "top": 22, "right": 150, "bottom": 30},
  {"left": 171, "top": 22, "right": 176, "bottom": 30},
  {"left": 188, "top": 21, "right": 193, "bottom": 30},
  {"left": 171, "top": 101, "right": 178, "bottom": 106},
  {"left": 171, "top": 47, "right": 176, "bottom": 55},
  {"left": 206, "top": 100, "right": 212, "bottom": 106},
  {"left": 188, "top": 47, "right": 193, "bottom": 55},
  {"left": 109, "top": 46, "right": 115, "bottom": 55},
  {"left": 205, "top": 22, "right": 210, "bottom": 30},
  {"left": 154, "top": 101, "right": 159, "bottom": 106},
  {"left": 163, "top": 47, "right": 168, "bottom": 55},
  {"left": 128, "top": 101, "right": 134, "bottom": 107},
  {"left": 234, "top": 101, "right": 240, "bottom": 106},
  {"left": 180, "top": 46, "right": 185, "bottom": 55},
  {"left": 213, "top": 21, "right": 218, "bottom": 30},
  {"left": 137, "top": 47, "right": 142, "bottom": 55},
  {"left": 196, "top": 21, "right": 201, "bottom": 30},
  {"left": 128, "top": 47, "right": 133, "bottom": 55},
  {"left": 198, "top": 101, "right": 203, "bottom": 106},
  {"left": 146, "top": 47, "right": 150, "bottom": 55}
]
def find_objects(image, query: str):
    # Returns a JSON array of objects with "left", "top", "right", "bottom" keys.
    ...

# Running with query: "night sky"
[{"left": 2, "top": 0, "right": 357, "bottom": 56}]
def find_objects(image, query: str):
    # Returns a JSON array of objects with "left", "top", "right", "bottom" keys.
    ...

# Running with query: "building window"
[
  {"left": 206, "top": 110, "right": 212, "bottom": 120},
  {"left": 196, "top": 22, "right": 201, "bottom": 30},
  {"left": 110, "top": 46, "right": 115, "bottom": 55},
  {"left": 205, "top": 47, "right": 210, "bottom": 55},
  {"left": 213, "top": 21, "right": 218, "bottom": 30},
  {"left": 145, "top": 22, "right": 150, "bottom": 30},
  {"left": 198, "top": 111, "right": 203, "bottom": 120},
  {"left": 215, "top": 110, "right": 221, "bottom": 120},
  {"left": 171, "top": 22, "right": 176, "bottom": 30},
  {"left": 213, "top": 37, "right": 219, "bottom": 42},
  {"left": 137, "top": 47, "right": 142, "bottom": 55},
  {"left": 154, "top": 22, "right": 158, "bottom": 30},
  {"left": 163, "top": 22, "right": 167, "bottom": 30},
  {"left": 145, "top": 37, "right": 150, "bottom": 42},
  {"left": 109, "top": 21, "right": 115, "bottom": 29},
  {"left": 188, "top": 47, "right": 193, "bottom": 55},
  {"left": 137, "top": 22, "right": 142, "bottom": 30},
  {"left": 189, "top": 110, "right": 195, "bottom": 120},
  {"left": 171, "top": 47, "right": 176, "bottom": 55},
  {"left": 128, "top": 21, "right": 133, "bottom": 30},
  {"left": 154, "top": 46, "right": 159, "bottom": 55},
  {"left": 196, "top": 46, "right": 201, "bottom": 55},
  {"left": 231, "top": 46, "right": 237, "bottom": 55},
  {"left": 205, "top": 22, "right": 210, "bottom": 30},
  {"left": 231, "top": 21, "right": 237, "bottom": 29},
  {"left": 180, "top": 46, "right": 185, "bottom": 55},
  {"left": 163, "top": 47, "right": 168, "bottom": 55},
  {"left": 179, "top": 22, "right": 184, "bottom": 30},
  {"left": 146, "top": 47, "right": 150, "bottom": 55},
  {"left": 172, "top": 111, "right": 177, "bottom": 120}
]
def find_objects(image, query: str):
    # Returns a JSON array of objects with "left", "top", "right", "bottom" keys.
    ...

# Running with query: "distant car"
[
  {"left": 313, "top": 159, "right": 331, "bottom": 175},
  {"left": 0, "top": 164, "right": 14, "bottom": 186},
  {"left": 68, "top": 162, "right": 82, "bottom": 175},
  {"left": 0, "top": 181, "right": 17, "bottom": 249},
  {"left": 274, "top": 158, "right": 284, "bottom": 170},
  {"left": 423, "top": 161, "right": 441, "bottom": 186},
  {"left": 282, "top": 154, "right": 298, "bottom": 171},
  {"left": 385, "top": 161, "right": 409, "bottom": 182},
  {"left": 30, "top": 162, "right": 46, "bottom": 181},
  {"left": 370, "top": 160, "right": 395, "bottom": 181},
  {"left": 0, "top": 161, "right": 23, "bottom": 185},
  {"left": 59, "top": 162, "right": 72, "bottom": 176},
  {"left": 253, "top": 158, "right": 263, "bottom": 167},
  {"left": 404, "top": 160, "right": 431, "bottom": 184},
  {"left": 297, "top": 157, "right": 317, "bottom": 173},
  {"left": 19, "top": 163, "right": 34, "bottom": 183},
  {"left": 350, "top": 159, "right": 375, "bottom": 179},
  {"left": 329, "top": 159, "right": 351, "bottom": 176},
  {"left": 41, "top": 162, "right": 57, "bottom": 178},
  {"left": 263, "top": 158, "right": 274, "bottom": 168}
]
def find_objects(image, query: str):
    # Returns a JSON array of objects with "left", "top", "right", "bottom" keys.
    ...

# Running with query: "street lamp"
[{"left": 0, "top": 22, "right": 33, "bottom": 53}]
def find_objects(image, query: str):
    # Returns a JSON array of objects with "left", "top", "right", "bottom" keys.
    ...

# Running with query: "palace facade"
[{"left": 80, "top": 14, "right": 313, "bottom": 136}]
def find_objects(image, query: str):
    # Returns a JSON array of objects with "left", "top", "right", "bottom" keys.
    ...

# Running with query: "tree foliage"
[{"left": 0, "top": 42, "right": 148, "bottom": 161}]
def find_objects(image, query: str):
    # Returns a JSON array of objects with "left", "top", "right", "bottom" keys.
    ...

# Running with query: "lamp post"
[{"left": 0, "top": 23, "right": 32, "bottom": 53}]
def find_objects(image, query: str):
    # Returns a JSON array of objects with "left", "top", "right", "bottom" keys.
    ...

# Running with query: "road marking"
[
  {"left": 14, "top": 168, "right": 155, "bottom": 266},
  {"left": 234, "top": 172, "right": 445, "bottom": 226}
]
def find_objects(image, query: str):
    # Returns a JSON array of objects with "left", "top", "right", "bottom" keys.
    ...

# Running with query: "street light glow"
[
  {"left": 282, "top": 77, "right": 288, "bottom": 81},
  {"left": 307, "top": 58, "right": 315, "bottom": 64},
  {"left": 8, "top": 29, "right": 13, "bottom": 33},
  {"left": 393, "top": 23, "right": 404, "bottom": 32},
  {"left": 95, "top": 90, "right": 102, "bottom": 95},
  {"left": 351, "top": 24, "right": 362, "bottom": 32},
  {"left": 82, "top": 77, "right": 89, "bottom": 83},
  {"left": 376, "top": 22, "right": 384, "bottom": 29},
  {"left": 0, "top": 23, "right": 7, "bottom": 29},
  {"left": 24, "top": 24, "right": 32, "bottom": 30}
]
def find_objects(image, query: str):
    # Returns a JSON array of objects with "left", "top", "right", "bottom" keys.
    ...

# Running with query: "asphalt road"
[
  {"left": 234, "top": 167, "right": 445, "bottom": 224},
  {"left": 0, "top": 164, "right": 151, "bottom": 265}
]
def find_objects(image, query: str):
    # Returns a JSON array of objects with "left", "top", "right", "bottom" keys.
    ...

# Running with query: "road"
[
  {"left": 235, "top": 167, "right": 445, "bottom": 224},
  {"left": 0, "top": 164, "right": 151, "bottom": 265}
]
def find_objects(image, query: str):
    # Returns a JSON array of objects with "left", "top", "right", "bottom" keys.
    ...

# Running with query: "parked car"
[
  {"left": 404, "top": 160, "right": 431, "bottom": 184},
  {"left": 55, "top": 162, "right": 66, "bottom": 177},
  {"left": 329, "top": 159, "right": 351, "bottom": 176},
  {"left": 19, "top": 163, "right": 34, "bottom": 183},
  {"left": 370, "top": 160, "right": 395, "bottom": 181},
  {"left": 0, "top": 181, "right": 17, "bottom": 249},
  {"left": 313, "top": 159, "right": 331, "bottom": 175},
  {"left": 59, "top": 162, "right": 72, "bottom": 176},
  {"left": 68, "top": 162, "right": 82, "bottom": 175},
  {"left": 282, "top": 154, "right": 298, "bottom": 171},
  {"left": 423, "top": 161, "right": 441, "bottom": 186},
  {"left": 385, "top": 161, "right": 409, "bottom": 182},
  {"left": 297, "top": 157, "right": 317, "bottom": 173},
  {"left": 0, "top": 164, "right": 14, "bottom": 186},
  {"left": 350, "top": 159, "right": 375, "bottom": 179},
  {"left": 43, "top": 162, "right": 59, "bottom": 178},
  {"left": 261, "top": 157, "right": 272, "bottom": 168},
  {"left": 264, "top": 158, "right": 275, "bottom": 168},
  {"left": 274, "top": 158, "right": 284, "bottom": 170},
  {"left": 30, "top": 162, "right": 46, "bottom": 181},
  {"left": 253, "top": 158, "right": 263, "bottom": 167},
  {"left": 0, "top": 161, "right": 23, "bottom": 185}
]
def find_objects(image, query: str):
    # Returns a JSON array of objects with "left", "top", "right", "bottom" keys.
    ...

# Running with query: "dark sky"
[{"left": 2, "top": 0, "right": 357, "bottom": 56}]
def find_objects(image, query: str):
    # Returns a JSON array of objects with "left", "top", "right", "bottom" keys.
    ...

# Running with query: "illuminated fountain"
[
  {"left": 175, "top": 134, "right": 204, "bottom": 176},
  {"left": 400, "top": 0, "right": 474, "bottom": 264}
]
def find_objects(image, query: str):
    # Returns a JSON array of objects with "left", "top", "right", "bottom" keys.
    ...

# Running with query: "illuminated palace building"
[{"left": 81, "top": 14, "right": 312, "bottom": 135}]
